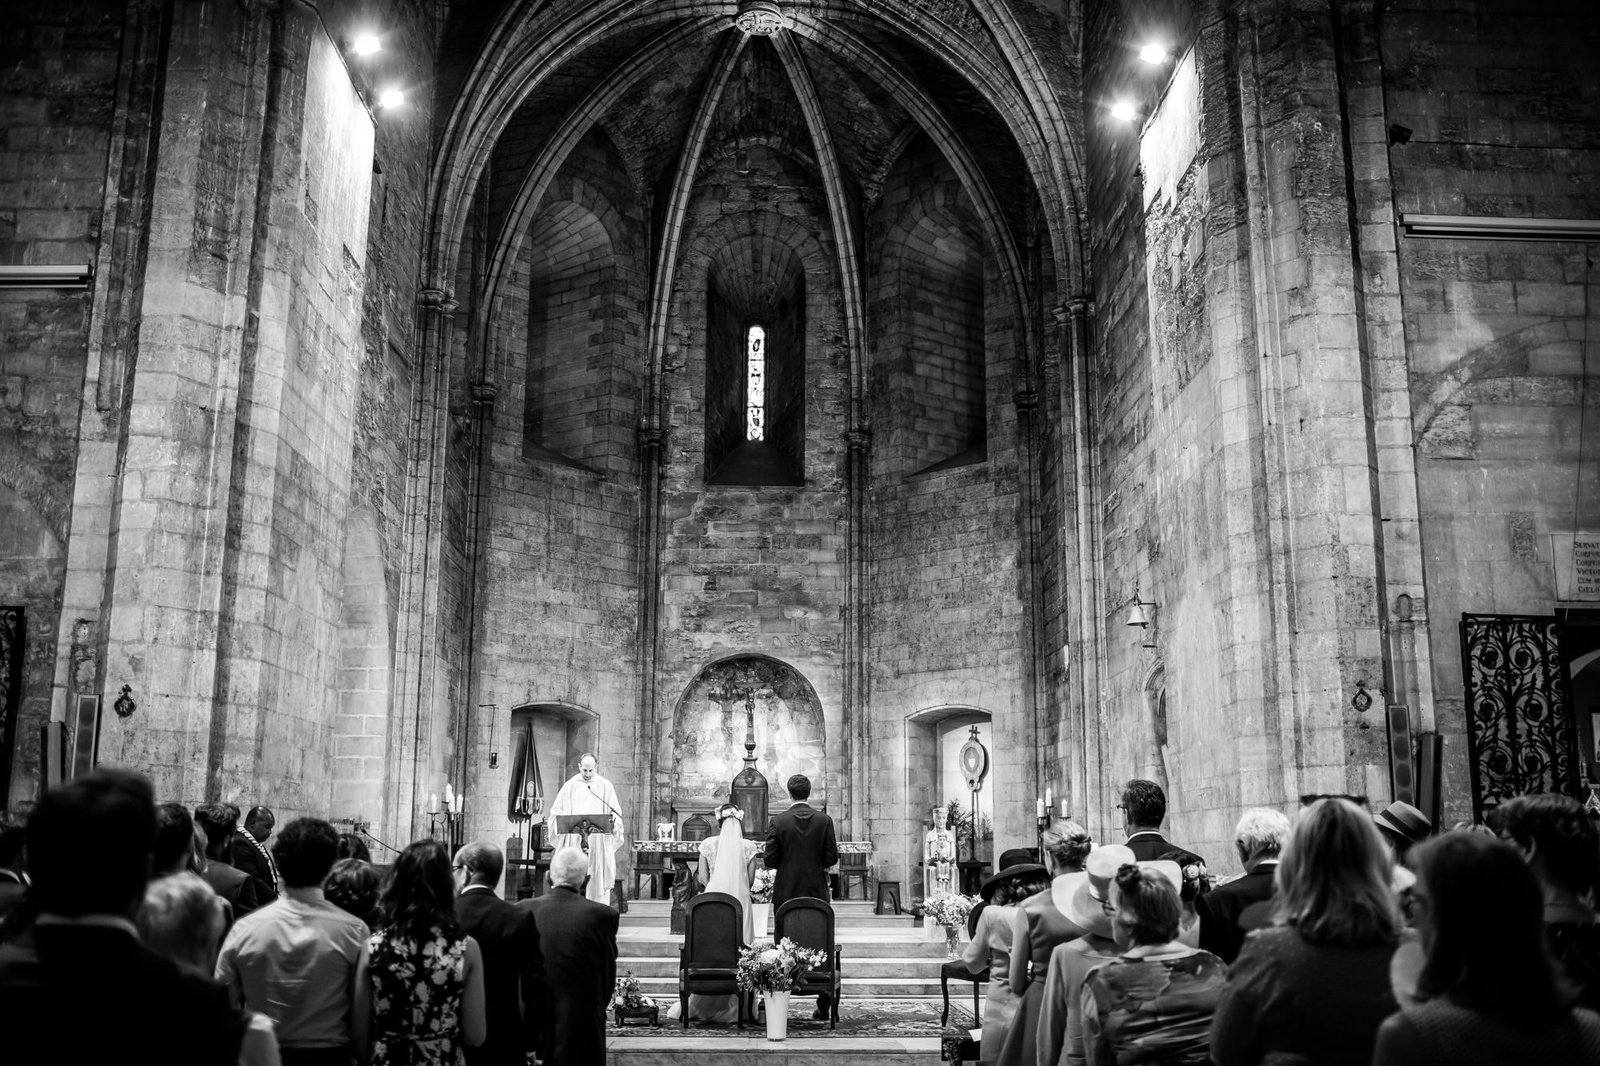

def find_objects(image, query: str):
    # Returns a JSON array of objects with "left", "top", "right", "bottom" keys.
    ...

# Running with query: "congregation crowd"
[
  {"left": 960, "top": 779, "right": 1600, "bottom": 1066},
  {"left": 4, "top": 766, "right": 1600, "bottom": 1066},
  {"left": 0, "top": 768, "right": 618, "bottom": 1066}
]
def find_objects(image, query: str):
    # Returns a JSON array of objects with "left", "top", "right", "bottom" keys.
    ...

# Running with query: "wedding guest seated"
[
  {"left": 1080, "top": 861, "right": 1228, "bottom": 1065},
  {"left": 1195, "top": 808, "right": 1290, "bottom": 964},
  {"left": 1209, "top": 797, "right": 1404, "bottom": 1066},
  {"left": 960, "top": 861, "right": 1046, "bottom": 1061},
  {"left": 0, "top": 769, "right": 244, "bottom": 1065},
  {"left": 994, "top": 820, "right": 1092, "bottom": 1066},
  {"left": 216, "top": 818, "right": 370, "bottom": 1066},
  {"left": 1372, "top": 831, "right": 1600, "bottom": 1065},
  {"left": 139, "top": 872, "right": 280, "bottom": 1066},
  {"left": 197, "top": 803, "right": 261, "bottom": 920},
  {"left": 354, "top": 840, "right": 486, "bottom": 1065},
  {"left": 1493, "top": 792, "right": 1600, "bottom": 1012},
  {"left": 1036, "top": 844, "right": 1128, "bottom": 1066},
  {"left": 324, "top": 858, "right": 382, "bottom": 927}
]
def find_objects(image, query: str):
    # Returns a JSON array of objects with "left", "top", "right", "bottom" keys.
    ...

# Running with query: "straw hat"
[
  {"left": 1052, "top": 844, "right": 1183, "bottom": 940},
  {"left": 1374, "top": 801, "right": 1430, "bottom": 846}
]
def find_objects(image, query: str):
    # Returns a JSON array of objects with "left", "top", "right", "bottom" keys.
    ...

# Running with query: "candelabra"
[{"left": 428, "top": 786, "right": 466, "bottom": 852}]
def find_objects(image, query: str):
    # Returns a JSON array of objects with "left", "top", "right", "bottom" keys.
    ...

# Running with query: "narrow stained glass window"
[{"left": 746, "top": 324, "right": 766, "bottom": 441}]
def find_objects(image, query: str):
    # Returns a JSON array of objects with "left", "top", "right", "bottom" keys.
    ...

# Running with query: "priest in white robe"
[{"left": 546, "top": 752, "right": 625, "bottom": 906}]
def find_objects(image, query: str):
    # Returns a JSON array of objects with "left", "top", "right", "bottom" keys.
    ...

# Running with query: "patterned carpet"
[{"left": 608, "top": 998, "right": 977, "bottom": 1039}]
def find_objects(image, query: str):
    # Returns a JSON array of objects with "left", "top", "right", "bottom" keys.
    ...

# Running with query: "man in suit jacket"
[
  {"left": 518, "top": 846, "right": 618, "bottom": 1065},
  {"left": 763, "top": 773, "right": 838, "bottom": 1019},
  {"left": 764, "top": 773, "right": 839, "bottom": 908},
  {"left": 195, "top": 803, "right": 260, "bottom": 920},
  {"left": 231, "top": 805, "right": 279, "bottom": 904},
  {"left": 1195, "top": 807, "right": 1291, "bottom": 963},
  {"left": 1120, "top": 778, "right": 1207, "bottom": 868},
  {"left": 454, "top": 841, "right": 542, "bottom": 1066},
  {"left": 0, "top": 769, "right": 244, "bottom": 1066}
]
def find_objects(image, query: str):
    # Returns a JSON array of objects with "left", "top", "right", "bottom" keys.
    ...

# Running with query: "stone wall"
[
  {"left": 0, "top": 0, "right": 121, "bottom": 803},
  {"left": 1383, "top": 0, "right": 1600, "bottom": 821}
]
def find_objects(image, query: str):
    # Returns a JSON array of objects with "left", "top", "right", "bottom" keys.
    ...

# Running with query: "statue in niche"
[{"left": 925, "top": 806, "right": 956, "bottom": 899}]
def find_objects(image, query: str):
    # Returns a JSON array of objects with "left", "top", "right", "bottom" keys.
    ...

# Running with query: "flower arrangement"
[
  {"left": 611, "top": 971, "right": 651, "bottom": 1010},
  {"left": 750, "top": 867, "right": 777, "bottom": 904},
  {"left": 924, "top": 892, "right": 978, "bottom": 934},
  {"left": 735, "top": 938, "right": 827, "bottom": 994},
  {"left": 1177, "top": 860, "right": 1212, "bottom": 904}
]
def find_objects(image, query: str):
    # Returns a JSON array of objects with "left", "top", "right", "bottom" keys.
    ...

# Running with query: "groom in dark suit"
[{"left": 764, "top": 774, "right": 838, "bottom": 1018}]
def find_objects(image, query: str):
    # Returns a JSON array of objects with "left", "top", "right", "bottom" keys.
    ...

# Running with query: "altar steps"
[
  {"left": 609, "top": 1035, "right": 943, "bottom": 1065},
  {"left": 615, "top": 899, "right": 967, "bottom": 1002}
]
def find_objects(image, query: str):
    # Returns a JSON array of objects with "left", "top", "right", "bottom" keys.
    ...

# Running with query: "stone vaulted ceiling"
[{"left": 429, "top": 0, "right": 1087, "bottom": 320}]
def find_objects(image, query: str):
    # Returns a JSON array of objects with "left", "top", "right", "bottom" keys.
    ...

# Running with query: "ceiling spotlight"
[
  {"left": 1110, "top": 100, "right": 1138, "bottom": 123},
  {"left": 352, "top": 34, "right": 381, "bottom": 56},
  {"left": 378, "top": 89, "right": 405, "bottom": 110},
  {"left": 1138, "top": 42, "right": 1168, "bottom": 65}
]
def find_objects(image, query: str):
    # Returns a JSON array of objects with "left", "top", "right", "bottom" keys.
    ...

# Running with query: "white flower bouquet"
[{"left": 735, "top": 937, "right": 827, "bottom": 994}]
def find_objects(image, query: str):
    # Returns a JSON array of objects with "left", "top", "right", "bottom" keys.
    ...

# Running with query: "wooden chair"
[
  {"left": 678, "top": 891, "right": 752, "bottom": 1029},
  {"left": 633, "top": 849, "right": 667, "bottom": 899},
  {"left": 774, "top": 895, "right": 842, "bottom": 1028},
  {"left": 940, "top": 899, "right": 988, "bottom": 1026}
]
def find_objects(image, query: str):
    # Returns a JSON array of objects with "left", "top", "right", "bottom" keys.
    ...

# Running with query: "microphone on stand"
[{"left": 586, "top": 784, "right": 625, "bottom": 833}]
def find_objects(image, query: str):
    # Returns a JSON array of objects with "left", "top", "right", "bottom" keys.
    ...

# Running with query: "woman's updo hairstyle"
[
  {"left": 1111, "top": 863, "right": 1182, "bottom": 946},
  {"left": 1042, "top": 820, "right": 1093, "bottom": 871}
]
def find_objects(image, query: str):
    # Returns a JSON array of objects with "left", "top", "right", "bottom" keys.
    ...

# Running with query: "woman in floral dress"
[{"left": 354, "top": 840, "right": 487, "bottom": 1064}]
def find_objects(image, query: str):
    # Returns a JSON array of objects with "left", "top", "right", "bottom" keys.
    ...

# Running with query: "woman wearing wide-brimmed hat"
[
  {"left": 993, "top": 821, "right": 1094, "bottom": 1066},
  {"left": 1036, "top": 843, "right": 1130, "bottom": 1066},
  {"left": 959, "top": 862, "right": 1049, "bottom": 1063}
]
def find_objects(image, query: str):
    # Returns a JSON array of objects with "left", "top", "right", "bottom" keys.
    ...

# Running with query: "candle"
[
  {"left": 445, "top": 782, "right": 456, "bottom": 808},
  {"left": 1035, "top": 797, "right": 1045, "bottom": 818},
  {"left": 1059, "top": 797, "right": 1069, "bottom": 818},
  {"left": 428, "top": 793, "right": 439, "bottom": 814},
  {"left": 458, "top": 790, "right": 466, "bottom": 810},
  {"left": 1045, "top": 787, "right": 1053, "bottom": 808}
]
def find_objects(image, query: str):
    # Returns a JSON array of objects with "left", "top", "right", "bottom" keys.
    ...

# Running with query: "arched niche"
[
  {"left": 905, "top": 706, "right": 994, "bottom": 863},
  {"left": 508, "top": 702, "right": 600, "bottom": 812},
  {"left": 671, "top": 656, "right": 824, "bottom": 822}
]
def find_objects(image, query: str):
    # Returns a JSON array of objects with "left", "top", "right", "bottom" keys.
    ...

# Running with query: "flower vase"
[
  {"left": 752, "top": 902, "right": 771, "bottom": 936},
  {"left": 945, "top": 927, "right": 961, "bottom": 956},
  {"left": 763, "top": 990, "right": 791, "bottom": 1040}
]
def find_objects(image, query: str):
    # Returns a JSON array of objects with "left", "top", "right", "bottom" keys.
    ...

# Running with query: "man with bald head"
[
  {"left": 231, "top": 805, "right": 279, "bottom": 903},
  {"left": 453, "top": 841, "right": 542, "bottom": 1066}
]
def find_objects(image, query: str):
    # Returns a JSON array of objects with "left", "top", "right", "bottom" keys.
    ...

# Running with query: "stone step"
[
  {"left": 631, "top": 976, "right": 954, "bottom": 998},
  {"left": 620, "top": 955, "right": 958, "bottom": 979},
  {"left": 610, "top": 1036, "right": 943, "bottom": 1064},
  {"left": 625, "top": 900, "right": 884, "bottom": 917},
  {"left": 618, "top": 930, "right": 958, "bottom": 959}
]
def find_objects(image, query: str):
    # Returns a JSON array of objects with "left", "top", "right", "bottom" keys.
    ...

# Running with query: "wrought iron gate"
[{"left": 1459, "top": 613, "right": 1579, "bottom": 821}]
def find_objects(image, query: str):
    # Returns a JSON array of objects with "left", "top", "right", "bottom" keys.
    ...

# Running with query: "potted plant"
[
  {"left": 610, "top": 971, "right": 659, "bottom": 1026},
  {"left": 735, "top": 937, "right": 827, "bottom": 1041},
  {"left": 750, "top": 867, "right": 776, "bottom": 934},
  {"left": 924, "top": 892, "right": 978, "bottom": 956}
]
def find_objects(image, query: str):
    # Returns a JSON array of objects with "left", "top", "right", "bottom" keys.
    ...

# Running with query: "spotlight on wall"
[
  {"left": 1110, "top": 100, "right": 1139, "bottom": 123},
  {"left": 1138, "top": 42, "right": 1169, "bottom": 65},
  {"left": 352, "top": 33, "right": 381, "bottom": 56},
  {"left": 377, "top": 88, "right": 405, "bottom": 110}
]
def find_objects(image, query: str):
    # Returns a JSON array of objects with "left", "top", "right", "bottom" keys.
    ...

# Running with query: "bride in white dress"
[{"left": 667, "top": 803, "right": 761, "bottom": 1023}]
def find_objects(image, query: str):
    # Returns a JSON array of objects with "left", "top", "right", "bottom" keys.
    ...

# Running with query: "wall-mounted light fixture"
[
  {"left": 1110, "top": 100, "right": 1139, "bottom": 123},
  {"left": 1125, "top": 585, "right": 1155, "bottom": 629},
  {"left": 0, "top": 264, "right": 93, "bottom": 289},
  {"left": 377, "top": 88, "right": 405, "bottom": 110},
  {"left": 1138, "top": 42, "right": 1169, "bottom": 65},
  {"left": 351, "top": 33, "right": 381, "bottom": 56}
]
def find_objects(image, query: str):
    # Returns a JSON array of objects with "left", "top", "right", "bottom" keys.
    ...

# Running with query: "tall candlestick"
[
  {"left": 428, "top": 793, "right": 439, "bottom": 814},
  {"left": 457, "top": 790, "right": 466, "bottom": 811},
  {"left": 1045, "top": 787, "right": 1053, "bottom": 809},
  {"left": 1035, "top": 797, "right": 1045, "bottom": 818}
]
